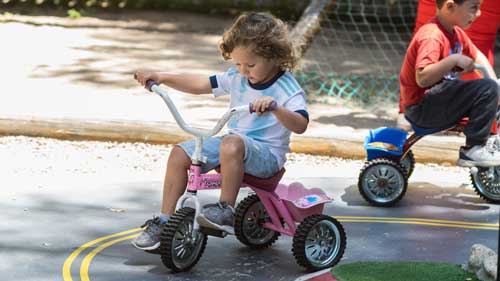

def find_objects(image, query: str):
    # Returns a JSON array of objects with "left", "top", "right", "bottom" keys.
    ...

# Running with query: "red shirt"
[{"left": 399, "top": 17, "right": 478, "bottom": 107}]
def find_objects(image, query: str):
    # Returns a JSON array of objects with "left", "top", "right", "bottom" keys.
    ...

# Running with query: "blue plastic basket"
[{"left": 365, "top": 127, "right": 408, "bottom": 160}]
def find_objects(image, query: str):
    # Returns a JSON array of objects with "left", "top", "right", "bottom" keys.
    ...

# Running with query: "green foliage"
[
  {"left": 0, "top": 0, "right": 307, "bottom": 20},
  {"left": 66, "top": 8, "right": 81, "bottom": 18}
]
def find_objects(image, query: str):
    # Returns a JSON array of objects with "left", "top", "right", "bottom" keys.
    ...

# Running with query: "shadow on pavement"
[
  {"left": 314, "top": 112, "right": 396, "bottom": 129},
  {"left": 341, "top": 183, "right": 491, "bottom": 211}
]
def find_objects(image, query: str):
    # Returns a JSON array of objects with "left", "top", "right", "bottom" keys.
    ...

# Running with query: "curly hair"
[{"left": 219, "top": 12, "right": 300, "bottom": 71}]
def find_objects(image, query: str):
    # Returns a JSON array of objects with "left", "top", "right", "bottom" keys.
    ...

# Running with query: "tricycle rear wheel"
[{"left": 234, "top": 194, "right": 280, "bottom": 248}]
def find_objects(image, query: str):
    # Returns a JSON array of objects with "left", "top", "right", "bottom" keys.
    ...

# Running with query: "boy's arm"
[
  {"left": 415, "top": 54, "right": 474, "bottom": 88},
  {"left": 272, "top": 107, "right": 308, "bottom": 134},
  {"left": 157, "top": 73, "right": 212, "bottom": 95},
  {"left": 135, "top": 70, "right": 212, "bottom": 95},
  {"left": 252, "top": 95, "right": 308, "bottom": 134},
  {"left": 474, "top": 51, "right": 498, "bottom": 80}
]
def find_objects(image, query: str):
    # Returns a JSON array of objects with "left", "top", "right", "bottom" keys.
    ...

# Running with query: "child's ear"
[{"left": 445, "top": 0, "right": 456, "bottom": 11}]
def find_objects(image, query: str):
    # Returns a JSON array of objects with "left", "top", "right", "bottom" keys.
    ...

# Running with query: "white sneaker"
[
  {"left": 396, "top": 113, "right": 412, "bottom": 132},
  {"left": 457, "top": 144, "right": 500, "bottom": 167}
]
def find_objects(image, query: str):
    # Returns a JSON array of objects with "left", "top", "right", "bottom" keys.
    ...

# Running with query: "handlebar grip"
[
  {"left": 133, "top": 73, "right": 158, "bottom": 92},
  {"left": 249, "top": 101, "right": 278, "bottom": 113},
  {"left": 145, "top": 80, "right": 158, "bottom": 92}
]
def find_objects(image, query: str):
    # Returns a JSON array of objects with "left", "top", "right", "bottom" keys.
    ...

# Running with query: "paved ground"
[
  {"left": 1, "top": 136, "right": 499, "bottom": 281},
  {"left": 0, "top": 9, "right": 499, "bottom": 281}
]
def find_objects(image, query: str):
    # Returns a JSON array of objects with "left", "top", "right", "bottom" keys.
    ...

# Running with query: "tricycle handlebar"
[{"left": 146, "top": 80, "right": 276, "bottom": 138}]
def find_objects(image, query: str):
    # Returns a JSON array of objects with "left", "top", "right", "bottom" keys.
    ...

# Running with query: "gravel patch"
[{"left": 0, "top": 136, "right": 471, "bottom": 187}]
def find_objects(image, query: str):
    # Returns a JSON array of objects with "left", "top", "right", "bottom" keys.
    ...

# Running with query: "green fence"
[{"left": 298, "top": 0, "right": 500, "bottom": 109}]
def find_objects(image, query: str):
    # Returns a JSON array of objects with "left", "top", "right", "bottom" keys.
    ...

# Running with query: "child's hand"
[
  {"left": 454, "top": 54, "right": 474, "bottom": 73},
  {"left": 134, "top": 70, "right": 160, "bottom": 89},
  {"left": 252, "top": 96, "right": 277, "bottom": 115}
]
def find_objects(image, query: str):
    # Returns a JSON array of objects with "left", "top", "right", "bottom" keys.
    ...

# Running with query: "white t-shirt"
[{"left": 210, "top": 67, "right": 308, "bottom": 168}]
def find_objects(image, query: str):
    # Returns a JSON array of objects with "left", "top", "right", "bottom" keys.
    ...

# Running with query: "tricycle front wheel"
[
  {"left": 159, "top": 207, "right": 207, "bottom": 272},
  {"left": 292, "top": 215, "right": 346, "bottom": 272}
]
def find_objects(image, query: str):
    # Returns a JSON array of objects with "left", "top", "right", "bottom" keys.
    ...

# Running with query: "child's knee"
[
  {"left": 169, "top": 146, "right": 191, "bottom": 166},
  {"left": 485, "top": 79, "right": 499, "bottom": 97},
  {"left": 220, "top": 135, "right": 245, "bottom": 158}
]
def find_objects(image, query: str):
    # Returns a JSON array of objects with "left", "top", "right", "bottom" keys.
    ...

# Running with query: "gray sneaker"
[
  {"left": 197, "top": 202, "right": 235, "bottom": 235},
  {"left": 457, "top": 145, "right": 500, "bottom": 167},
  {"left": 131, "top": 217, "right": 165, "bottom": 250}
]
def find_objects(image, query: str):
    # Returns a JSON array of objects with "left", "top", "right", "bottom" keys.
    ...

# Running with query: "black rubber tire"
[
  {"left": 358, "top": 158, "right": 408, "bottom": 207},
  {"left": 159, "top": 207, "right": 207, "bottom": 272},
  {"left": 470, "top": 167, "right": 500, "bottom": 204},
  {"left": 292, "top": 215, "right": 346, "bottom": 272},
  {"left": 400, "top": 150, "right": 415, "bottom": 178},
  {"left": 234, "top": 194, "right": 280, "bottom": 249}
]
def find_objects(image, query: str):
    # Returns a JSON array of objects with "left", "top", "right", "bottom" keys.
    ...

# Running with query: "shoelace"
[
  {"left": 141, "top": 216, "right": 162, "bottom": 234},
  {"left": 203, "top": 202, "right": 234, "bottom": 213},
  {"left": 485, "top": 138, "right": 498, "bottom": 154}
]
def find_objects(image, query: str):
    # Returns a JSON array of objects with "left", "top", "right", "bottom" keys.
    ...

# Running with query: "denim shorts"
[{"left": 177, "top": 134, "right": 280, "bottom": 178}]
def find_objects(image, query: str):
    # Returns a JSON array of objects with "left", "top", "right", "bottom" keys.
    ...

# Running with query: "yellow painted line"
[
  {"left": 62, "top": 228, "right": 142, "bottom": 281},
  {"left": 339, "top": 219, "right": 498, "bottom": 230},
  {"left": 63, "top": 216, "right": 498, "bottom": 281},
  {"left": 335, "top": 216, "right": 499, "bottom": 227},
  {"left": 80, "top": 233, "right": 140, "bottom": 281}
]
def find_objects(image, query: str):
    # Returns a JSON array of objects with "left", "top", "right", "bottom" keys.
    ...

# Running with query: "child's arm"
[
  {"left": 474, "top": 51, "right": 498, "bottom": 80},
  {"left": 252, "top": 96, "right": 308, "bottom": 134},
  {"left": 415, "top": 54, "right": 474, "bottom": 88},
  {"left": 272, "top": 107, "right": 308, "bottom": 134},
  {"left": 134, "top": 71, "right": 212, "bottom": 95}
]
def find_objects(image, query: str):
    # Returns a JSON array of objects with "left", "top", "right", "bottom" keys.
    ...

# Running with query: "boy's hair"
[
  {"left": 219, "top": 12, "right": 300, "bottom": 71},
  {"left": 436, "top": 0, "right": 466, "bottom": 8}
]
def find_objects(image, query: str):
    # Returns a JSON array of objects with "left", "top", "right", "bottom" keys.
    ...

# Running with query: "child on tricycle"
[
  {"left": 359, "top": 0, "right": 500, "bottom": 206},
  {"left": 131, "top": 12, "right": 346, "bottom": 272}
]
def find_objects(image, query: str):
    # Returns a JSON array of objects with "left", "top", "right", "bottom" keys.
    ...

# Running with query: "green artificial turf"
[{"left": 332, "top": 261, "right": 479, "bottom": 281}]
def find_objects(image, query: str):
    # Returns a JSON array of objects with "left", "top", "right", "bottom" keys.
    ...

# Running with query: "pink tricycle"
[{"left": 145, "top": 80, "right": 346, "bottom": 272}]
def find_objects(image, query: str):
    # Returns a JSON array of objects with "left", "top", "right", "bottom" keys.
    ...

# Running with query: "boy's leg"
[
  {"left": 132, "top": 137, "right": 223, "bottom": 250},
  {"left": 132, "top": 146, "right": 191, "bottom": 250},
  {"left": 161, "top": 146, "right": 192, "bottom": 215},
  {"left": 405, "top": 79, "right": 497, "bottom": 132},
  {"left": 197, "top": 134, "right": 280, "bottom": 233},
  {"left": 196, "top": 134, "right": 245, "bottom": 234},
  {"left": 405, "top": 79, "right": 500, "bottom": 166},
  {"left": 219, "top": 134, "right": 245, "bottom": 206}
]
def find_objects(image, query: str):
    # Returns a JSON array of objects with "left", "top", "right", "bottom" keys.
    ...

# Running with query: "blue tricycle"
[{"left": 358, "top": 64, "right": 500, "bottom": 206}]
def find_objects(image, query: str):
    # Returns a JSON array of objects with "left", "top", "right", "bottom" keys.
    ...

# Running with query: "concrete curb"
[
  {"left": 0, "top": 116, "right": 463, "bottom": 165},
  {"left": 295, "top": 268, "right": 337, "bottom": 281}
]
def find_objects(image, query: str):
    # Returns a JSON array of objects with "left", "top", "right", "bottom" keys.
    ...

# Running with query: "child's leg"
[
  {"left": 161, "top": 146, "right": 192, "bottom": 215},
  {"left": 132, "top": 146, "right": 191, "bottom": 250},
  {"left": 194, "top": 134, "right": 244, "bottom": 234},
  {"left": 405, "top": 79, "right": 498, "bottom": 144},
  {"left": 405, "top": 79, "right": 500, "bottom": 166},
  {"left": 219, "top": 134, "right": 245, "bottom": 207},
  {"left": 132, "top": 137, "right": 225, "bottom": 250},
  {"left": 197, "top": 134, "right": 280, "bottom": 233}
]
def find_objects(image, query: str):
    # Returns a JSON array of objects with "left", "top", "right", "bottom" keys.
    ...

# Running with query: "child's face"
[
  {"left": 231, "top": 46, "right": 280, "bottom": 85},
  {"left": 449, "top": 0, "right": 482, "bottom": 29}
]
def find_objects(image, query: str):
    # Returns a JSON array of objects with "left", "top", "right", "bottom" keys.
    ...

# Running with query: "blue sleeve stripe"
[
  {"left": 209, "top": 75, "right": 218, "bottom": 89},
  {"left": 277, "top": 80, "right": 293, "bottom": 97},
  {"left": 283, "top": 73, "right": 300, "bottom": 91},
  {"left": 295, "top": 110, "right": 309, "bottom": 121}
]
